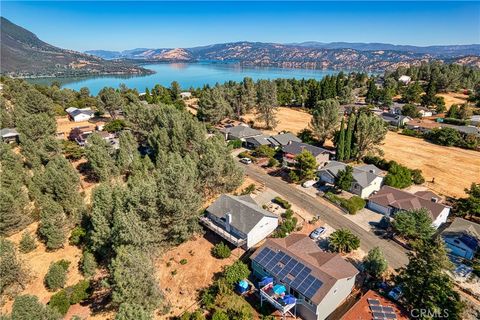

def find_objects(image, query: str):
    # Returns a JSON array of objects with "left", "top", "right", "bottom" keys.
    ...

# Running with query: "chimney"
[
  {"left": 431, "top": 197, "right": 438, "bottom": 203},
  {"left": 225, "top": 212, "right": 232, "bottom": 232}
]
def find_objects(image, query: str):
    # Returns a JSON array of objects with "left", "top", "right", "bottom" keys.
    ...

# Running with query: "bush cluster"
[
  {"left": 211, "top": 242, "right": 231, "bottom": 259},
  {"left": 19, "top": 232, "right": 37, "bottom": 253},
  {"left": 49, "top": 280, "right": 90, "bottom": 315},
  {"left": 363, "top": 156, "right": 425, "bottom": 188},
  {"left": 273, "top": 197, "right": 291, "bottom": 209},
  {"left": 325, "top": 192, "right": 366, "bottom": 215},
  {"left": 227, "top": 139, "right": 242, "bottom": 149},
  {"left": 44, "top": 260, "right": 70, "bottom": 291}
]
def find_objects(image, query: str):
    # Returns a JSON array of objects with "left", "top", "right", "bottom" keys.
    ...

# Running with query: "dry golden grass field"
[
  {"left": 437, "top": 92, "right": 469, "bottom": 109},
  {"left": 244, "top": 107, "right": 479, "bottom": 198}
]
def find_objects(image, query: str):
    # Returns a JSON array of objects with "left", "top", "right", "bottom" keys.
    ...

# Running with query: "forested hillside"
[{"left": 0, "top": 77, "right": 243, "bottom": 318}]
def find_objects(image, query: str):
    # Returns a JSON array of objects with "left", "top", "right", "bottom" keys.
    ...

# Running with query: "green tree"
[
  {"left": 197, "top": 87, "right": 232, "bottom": 124},
  {"left": 10, "top": 295, "right": 61, "bottom": 320},
  {"left": 455, "top": 183, "right": 480, "bottom": 219},
  {"left": 38, "top": 198, "right": 67, "bottom": 250},
  {"left": 335, "top": 166, "right": 354, "bottom": 191},
  {"left": 110, "top": 245, "right": 162, "bottom": 311},
  {"left": 309, "top": 99, "right": 340, "bottom": 145},
  {"left": 80, "top": 251, "right": 97, "bottom": 278},
  {"left": 115, "top": 303, "right": 152, "bottom": 320},
  {"left": 396, "top": 239, "right": 464, "bottom": 320},
  {"left": 336, "top": 117, "right": 346, "bottom": 161},
  {"left": 329, "top": 229, "right": 360, "bottom": 253},
  {"left": 98, "top": 87, "right": 124, "bottom": 118},
  {"left": 363, "top": 247, "right": 387, "bottom": 279},
  {"left": 85, "top": 132, "right": 118, "bottom": 181},
  {"left": 421, "top": 78, "right": 437, "bottom": 107},
  {"left": 426, "top": 127, "right": 462, "bottom": 146},
  {"left": 384, "top": 162, "right": 413, "bottom": 189},
  {"left": 293, "top": 150, "right": 318, "bottom": 181},
  {"left": 403, "top": 82, "right": 422, "bottom": 104},
  {"left": 344, "top": 113, "right": 356, "bottom": 160},
  {"left": 104, "top": 119, "right": 126, "bottom": 133},
  {"left": 211, "top": 242, "right": 231, "bottom": 259},
  {"left": 48, "top": 290, "right": 70, "bottom": 315},
  {"left": 401, "top": 104, "right": 420, "bottom": 118},
  {"left": 256, "top": 80, "right": 278, "bottom": 129},
  {"left": 44, "top": 260, "right": 70, "bottom": 291},
  {"left": 254, "top": 145, "right": 276, "bottom": 158},
  {"left": 223, "top": 261, "right": 250, "bottom": 285},
  {"left": 0, "top": 238, "right": 27, "bottom": 295},
  {"left": 19, "top": 232, "right": 37, "bottom": 253},
  {"left": 116, "top": 131, "right": 139, "bottom": 174},
  {"left": 365, "top": 79, "right": 379, "bottom": 105},
  {"left": 392, "top": 209, "right": 435, "bottom": 241},
  {"left": 353, "top": 113, "right": 387, "bottom": 160},
  {"left": 170, "top": 81, "right": 181, "bottom": 101},
  {"left": 0, "top": 143, "right": 31, "bottom": 235}
]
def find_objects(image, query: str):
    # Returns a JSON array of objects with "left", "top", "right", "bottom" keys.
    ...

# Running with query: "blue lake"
[{"left": 28, "top": 63, "right": 340, "bottom": 94}]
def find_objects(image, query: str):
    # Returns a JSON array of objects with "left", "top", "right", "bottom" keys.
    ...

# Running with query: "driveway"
[{"left": 238, "top": 161, "right": 409, "bottom": 269}]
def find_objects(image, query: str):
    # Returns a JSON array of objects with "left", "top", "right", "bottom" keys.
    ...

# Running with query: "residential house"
[
  {"left": 380, "top": 113, "right": 412, "bottom": 127},
  {"left": 180, "top": 92, "right": 192, "bottom": 99},
  {"left": 0, "top": 128, "right": 19, "bottom": 143},
  {"left": 245, "top": 135, "right": 278, "bottom": 149},
  {"left": 251, "top": 234, "right": 358, "bottom": 320},
  {"left": 470, "top": 115, "right": 480, "bottom": 126},
  {"left": 388, "top": 102, "right": 405, "bottom": 115},
  {"left": 341, "top": 290, "right": 409, "bottom": 320},
  {"left": 200, "top": 194, "right": 278, "bottom": 249},
  {"left": 66, "top": 107, "right": 95, "bottom": 122},
  {"left": 367, "top": 186, "right": 450, "bottom": 228},
  {"left": 69, "top": 126, "right": 95, "bottom": 146},
  {"left": 245, "top": 132, "right": 302, "bottom": 149},
  {"left": 219, "top": 124, "right": 262, "bottom": 141},
  {"left": 398, "top": 75, "right": 411, "bottom": 85},
  {"left": 442, "top": 218, "right": 480, "bottom": 260},
  {"left": 417, "top": 106, "right": 433, "bottom": 118},
  {"left": 282, "top": 141, "right": 331, "bottom": 167},
  {"left": 270, "top": 132, "right": 302, "bottom": 147},
  {"left": 318, "top": 161, "right": 384, "bottom": 198}
]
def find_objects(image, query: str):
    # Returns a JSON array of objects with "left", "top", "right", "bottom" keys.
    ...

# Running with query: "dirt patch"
[
  {"left": 155, "top": 234, "right": 244, "bottom": 319},
  {"left": 381, "top": 132, "right": 480, "bottom": 198},
  {"left": 437, "top": 92, "right": 469, "bottom": 109},
  {"left": 242, "top": 107, "right": 312, "bottom": 135},
  {"left": 56, "top": 116, "right": 108, "bottom": 139},
  {"left": 2, "top": 223, "right": 84, "bottom": 314}
]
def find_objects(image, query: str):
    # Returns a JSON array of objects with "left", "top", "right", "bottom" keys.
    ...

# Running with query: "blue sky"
[{"left": 1, "top": 1, "right": 479, "bottom": 51}]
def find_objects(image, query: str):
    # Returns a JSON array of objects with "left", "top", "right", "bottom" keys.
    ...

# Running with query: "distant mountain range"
[
  {"left": 86, "top": 42, "right": 480, "bottom": 71},
  {"left": 0, "top": 17, "right": 152, "bottom": 77}
]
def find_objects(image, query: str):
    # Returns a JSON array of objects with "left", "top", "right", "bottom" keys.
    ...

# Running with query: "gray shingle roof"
[
  {"left": 207, "top": 194, "right": 277, "bottom": 234},
  {"left": 442, "top": 218, "right": 480, "bottom": 240},
  {"left": 0, "top": 128, "right": 19, "bottom": 137},
  {"left": 282, "top": 141, "right": 330, "bottom": 157},
  {"left": 220, "top": 125, "right": 262, "bottom": 139},
  {"left": 245, "top": 135, "right": 277, "bottom": 146},
  {"left": 319, "top": 161, "right": 383, "bottom": 188},
  {"left": 270, "top": 132, "right": 302, "bottom": 146},
  {"left": 70, "top": 109, "right": 94, "bottom": 117}
]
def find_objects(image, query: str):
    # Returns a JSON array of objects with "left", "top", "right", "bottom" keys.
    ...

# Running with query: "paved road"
[{"left": 240, "top": 163, "right": 409, "bottom": 269}]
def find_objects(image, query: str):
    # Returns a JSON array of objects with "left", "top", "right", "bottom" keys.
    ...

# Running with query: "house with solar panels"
[
  {"left": 341, "top": 290, "right": 409, "bottom": 320},
  {"left": 200, "top": 194, "right": 278, "bottom": 249},
  {"left": 250, "top": 234, "right": 359, "bottom": 320}
]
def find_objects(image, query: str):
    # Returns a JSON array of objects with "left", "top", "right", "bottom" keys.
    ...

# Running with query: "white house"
[
  {"left": 442, "top": 218, "right": 480, "bottom": 261},
  {"left": 318, "top": 161, "right": 384, "bottom": 198},
  {"left": 200, "top": 194, "right": 278, "bottom": 249},
  {"left": 251, "top": 234, "right": 358, "bottom": 320},
  {"left": 368, "top": 186, "right": 450, "bottom": 228},
  {"left": 398, "top": 75, "right": 411, "bottom": 85},
  {"left": 417, "top": 107, "right": 433, "bottom": 118},
  {"left": 66, "top": 107, "right": 95, "bottom": 122},
  {"left": 180, "top": 92, "right": 192, "bottom": 99}
]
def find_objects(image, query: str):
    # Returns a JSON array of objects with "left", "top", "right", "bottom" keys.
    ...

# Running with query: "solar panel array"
[
  {"left": 368, "top": 299, "right": 397, "bottom": 320},
  {"left": 253, "top": 247, "right": 323, "bottom": 300}
]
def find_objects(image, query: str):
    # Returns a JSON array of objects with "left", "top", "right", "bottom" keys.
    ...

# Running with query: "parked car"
[
  {"left": 302, "top": 179, "right": 318, "bottom": 188},
  {"left": 388, "top": 286, "right": 403, "bottom": 301},
  {"left": 240, "top": 157, "right": 252, "bottom": 164},
  {"left": 309, "top": 227, "right": 326, "bottom": 240}
]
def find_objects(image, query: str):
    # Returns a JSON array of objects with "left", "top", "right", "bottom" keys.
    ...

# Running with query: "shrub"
[
  {"left": 80, "top": 251, "right": 97, "bottom": 277},
  {"left": 104, "top": 119, "right": 126, "bottom": 132},
  {"left": 69, "top": 226, "right": 86, "bottom": 246},
  {"left": 254, "top": 145, "right": 275, "bottom": 158},
  {"left": 267, "top": 157, "right": 279, "bottom": 167},
  {"left": 401, "top": 128, "right": 423, "bottom": 138},
  {"left": 61, "top": 140, "right": 84, "bottom": 160},
  {"left": 49, "top": 290, "right": 70, "bottom": 315},
  {"left": 11, "top": 295, "right": 61, "bottom": 320},
  {"left": 283, "top": 209, "right": 294, "bottom": 219},
  {"left": 19, "top": 232, "right": 37, "bottom": 253},
  {"left": 115, "top": 303, "right": 152, "bottom": 320},
  {"left": 238, "top": 151, "right": 250, "bottom": 159},
  {"left": 324, "top": 193, "right": 365, "bottom": 215},
  {"left": 227, "top": 139, "right": 242, "bottom": 149},
  {"left": 180, "top": 259, "right": 188, "bottom": 265},
  {"left": 212, "top": 310, "right": 229, "bottom": 320},
  {"left": 411, "top": 169, "right": 425, "bottom": 184},
  {"left": 240, "top": 184, "right": 256, "bottom": 195},
  {"left": 273, "top": 197, "right": 291, "bottom": 209},
  {"left": 442, "top": 118, "right": 468, "bottom": 126},
  {"left": 44, "top": 260, "right": 70, "bottom": 291},
  {"left": 67, "top": 280, "right": 90, "bottom": 304},
  {"left": 211, "top": 242, "right": 232, "bottom": 259},
  {"left": 223, "top": 261, "right": 250, "bottom": 285},
  {"left": 329, "top": 229, "right": 360, "bottom": 253}
]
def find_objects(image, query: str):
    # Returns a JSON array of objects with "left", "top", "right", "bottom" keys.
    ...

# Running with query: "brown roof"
[
  {"left": 368, "top": 186, "right": 449, "bottom": 220},
  {"left": 250, "top": 234, "right": 358, "bottom": 305},
  {"left": 341, "top": 290, "right": 409, "bottom": 320},
  {"left": 414, "top": 190, "right": 442, "bottom": 202}
]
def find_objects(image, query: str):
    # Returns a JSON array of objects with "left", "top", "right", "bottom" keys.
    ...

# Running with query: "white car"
[
  {"left": 240, "top": 157, "right": 252, "bottom": 164},
  {"left": 302, "top": 179, "right": 318, "bottom": 188},
  {"left": 309, "top": 227, "right": 326, "bottom": 239}
]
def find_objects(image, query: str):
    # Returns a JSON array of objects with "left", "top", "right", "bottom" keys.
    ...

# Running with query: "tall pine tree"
[
  {"left": 336, "top": 117, "right": 346, "bottom": 161},
  {"left": 344, "top": 113, "right": 356, "bottom": 161}
]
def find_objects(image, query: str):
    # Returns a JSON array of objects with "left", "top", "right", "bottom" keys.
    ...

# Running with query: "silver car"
[{"left": 309, "top": 227, "right": 326, "bottom": 239}]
